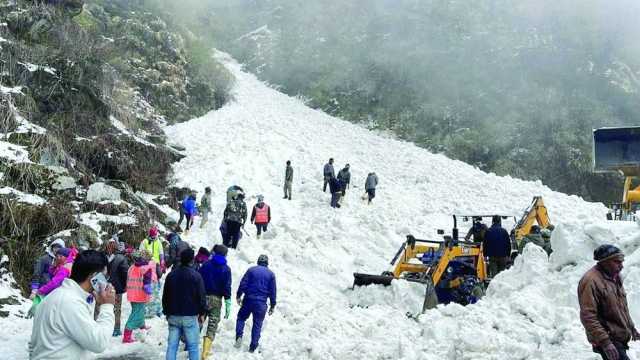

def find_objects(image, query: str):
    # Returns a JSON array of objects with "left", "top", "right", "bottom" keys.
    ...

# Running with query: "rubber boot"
[
  {"left": 201, "top": 337, "right": 213, "bottom": 360},
  {"left": 122, "top": 329, "right": 135, "bottom": 343}
]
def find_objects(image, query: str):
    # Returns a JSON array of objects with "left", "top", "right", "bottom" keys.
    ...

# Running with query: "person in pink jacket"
[{"left": 38, "top": 248, "right": 73, "bottom": 296}]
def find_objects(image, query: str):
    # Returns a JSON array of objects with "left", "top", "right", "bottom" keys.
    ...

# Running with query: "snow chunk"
[
  {"left": 0, "top": 141, "right": 31, "bottom": 163},
  {"left": 52, "top": 176, "right": 76, "bottom": 191},
  {"left": 110, "top": 116, "right": 156, "bottom": 147},
  {"left": 86, "top": 182, "right": 121, "bottom": 202},
  {"left": 0, "top": 187, "right": 47, "bottom": 205},
  {"left": 17, "top": 62, "right": 57, "bottom": 76},
  {"left": 0, "top": 85, "right": 23, "bottom": 95}
]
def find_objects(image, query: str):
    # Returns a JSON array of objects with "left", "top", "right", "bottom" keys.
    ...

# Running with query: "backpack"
[{"left": 225, "top": 199, "right": 245, "bottom": 223}]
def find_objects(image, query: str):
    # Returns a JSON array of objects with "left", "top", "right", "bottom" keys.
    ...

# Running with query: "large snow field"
[{"left": 2, "top": 52, "right": 640, "bottom": 359}]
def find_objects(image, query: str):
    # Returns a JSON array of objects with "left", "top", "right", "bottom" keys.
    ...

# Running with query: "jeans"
[
  {"left": 236, "top": 300, "right": 267, "bottom": 351},
  {"left": 331, "top": 192, "right": 341, "bottom": 208},
  {"left": 256, "top": 223, "right": 268, "bottom": 236},
  {"left": 166, "top": 315, "right": 200, "bottom": 360}
]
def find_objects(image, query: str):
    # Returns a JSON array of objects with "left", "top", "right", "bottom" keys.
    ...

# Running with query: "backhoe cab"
[{"left": 593, "top": 126, "right": 640, "bottom": 221}]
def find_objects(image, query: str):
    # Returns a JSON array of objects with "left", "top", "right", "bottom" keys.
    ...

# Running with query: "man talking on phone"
[{"left": 29, "top": 250, "right": 116, "bottom": 360}]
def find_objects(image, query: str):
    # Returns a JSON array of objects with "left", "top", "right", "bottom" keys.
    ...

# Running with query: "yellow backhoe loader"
[{"left": 352, "top": 197, "right": 552, "bottom": 312}]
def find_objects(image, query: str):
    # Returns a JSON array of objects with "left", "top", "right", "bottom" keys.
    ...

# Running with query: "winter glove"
[
  {"left": 143, "top": 283, "right": 153, "bottom": 295},
  {"left": 236, "top": 297, "right": 242, "bottom": 306},
  {"left": 224, "top": 298, "right": 232, "bottom": 319},
  {"left": 268, "top": 305, "right": 275, "bottom": 316},
  {"left": 603, "top": 343, "right": 619, "bottom": 360},
  {"left": 633, "top": 328, "right": 640, "bottom": 341}
]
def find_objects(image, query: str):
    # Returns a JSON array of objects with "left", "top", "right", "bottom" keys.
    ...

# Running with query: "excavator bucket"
[
  {"left": 593, "top": 127, "right": 640, "bottom": 176},
  {"left": 352, "top": 273, "right": 394, "bottom": 288}
]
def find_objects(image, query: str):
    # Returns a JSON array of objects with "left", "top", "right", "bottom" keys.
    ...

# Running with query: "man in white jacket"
[{"left": 29, "top": 250, "right": 116, "bottom": 360}]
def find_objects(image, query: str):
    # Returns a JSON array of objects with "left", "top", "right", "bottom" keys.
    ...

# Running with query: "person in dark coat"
[
  {"left": 162, "top": 248, "right": 207, "bottom": 360},
  {"left": 198, "top": 244, "right": 232, "bottom": 358},
  {"left": 166, "top": 229, "right": 191, "bottom": 270},
  {"left": 234, "top": 255, "right": 277, "bottom": 353},
  {"left": 337, "top": 164, "right": 351, "bottom": 196},
  {"left": 30, "top": 239, "right": 65, "bottom": 300},
  {"left": 323, "top": 158, "right": 335, "bottom": 192},
  {"left": 223, "top": 191, "right": 248, "bottom": 249},
  {"left": 106, "top": 238, "right": 129, "bottom": 337},
  {"left": 465, "top": 217, "right": 488, "bottom": 243},
  {"left": 483, "top": 216, "right": 511, "bottom": 277},
  {"left": 329, "top": 176, "right": 343, "bottom": 208}
]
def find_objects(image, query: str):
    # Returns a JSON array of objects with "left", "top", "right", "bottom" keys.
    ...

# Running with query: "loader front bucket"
[
  {"left": 352, "top": 273, "right": 394, "bottom": 288},
  {"left": 593, "top": 127, "right": 640, "bottom": 176}
]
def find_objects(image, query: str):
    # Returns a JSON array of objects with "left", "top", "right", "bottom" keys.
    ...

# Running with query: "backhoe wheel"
[{"left": 422, "top": 280, "right": 439, "bottom": 312}]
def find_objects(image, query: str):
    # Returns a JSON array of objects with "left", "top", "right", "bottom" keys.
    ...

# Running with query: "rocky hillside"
[{"left": 0, "top": 0, "right": 231, "bottom": 304}]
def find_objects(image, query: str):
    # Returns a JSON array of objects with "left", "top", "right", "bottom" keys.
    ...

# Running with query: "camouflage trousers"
[
  {"left": 204, "top": 295, "right": 223, "bottom": 340},
  {"left": 145, "top": 282, "right": 162, "bottom": 318}
]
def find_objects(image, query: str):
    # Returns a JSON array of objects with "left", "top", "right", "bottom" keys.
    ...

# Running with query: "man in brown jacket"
[{"left": 578, "top": 244, "right": 639, "bottom": 360}]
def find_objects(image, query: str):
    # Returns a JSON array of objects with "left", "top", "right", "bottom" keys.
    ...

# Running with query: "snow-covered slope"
[{"left": 4, "top": 52, "right": 640, "bottom": 359}]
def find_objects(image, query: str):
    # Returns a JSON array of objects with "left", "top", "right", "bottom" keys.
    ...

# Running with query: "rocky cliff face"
[{"left": 0, "top": 0, "right": 230, "bottom": 299}]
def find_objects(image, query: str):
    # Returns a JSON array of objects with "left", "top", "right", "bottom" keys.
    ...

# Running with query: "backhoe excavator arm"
[
  {"left": 514, "top": 196, "right": 551, "bottom": 243},
  {"left": 623, "top": 177, "right": 640, "bottom": 212}
]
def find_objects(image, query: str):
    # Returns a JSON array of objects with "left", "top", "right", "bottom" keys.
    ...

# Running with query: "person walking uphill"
[
  {"left": 329, "top": 176, "right": 343, "bottom": 208},
  {"left": 323, "top": 158, "right": 335, "bottom": 192},
  {"left": 105, "top": 239, "right": 129, "bottom": 337},
  {"left": 235, "top": 255, "right": 277, "bottom": 353},
  {"left": 182, "top": 193, "right": 198, "bottom": 234},
  {"left": 483, "top": 216, "right": 511, "bottom": 278},
  {"left": 364, "top": 172, "right": 378, "bottom": 204},
  {"left": 29, "top": 250, "right": 115, "bottom": 360},
  {"left": 251, "top": 195, "right": 271, "bottom": 239},
  {"left": 200, "top": 187, "right": 213, "bottom": 228},
  {"left": 578, "top": 245, "right": 639, "bottom": 360},
  {"left": 199, "top": 244, "right": 232, "bottom": 359},
  {"left": 163, "top": 248, "right": 207, "bottom": 360},
  {"left": 123, "top": 250, "right": 156, "bottom": 344},
  {"left": 337, "top": 164, "right": 351, "bottom": 196},
  {"left": 284, "top": 160, "right": 293, "bottom": 200},
  {"left": 223, "top": 191, "right": 247, "bottom": 249}
]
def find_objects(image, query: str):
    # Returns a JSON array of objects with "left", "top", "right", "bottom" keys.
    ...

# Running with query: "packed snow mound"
[{"left": 5, "top": 53, "right": 640, "bottom": 360}]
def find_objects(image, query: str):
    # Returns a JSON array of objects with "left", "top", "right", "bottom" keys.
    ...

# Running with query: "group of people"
[
  {"left": 323, "top": 158, "right": 379, "bottom": 208},
  {"left": 29, "top": 228, "right": 278, "bottom": 360}
]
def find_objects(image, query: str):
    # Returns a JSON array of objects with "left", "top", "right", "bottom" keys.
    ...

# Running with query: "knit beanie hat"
[{"left": 594, "top": 244, "right": 624, "bottom": 262}]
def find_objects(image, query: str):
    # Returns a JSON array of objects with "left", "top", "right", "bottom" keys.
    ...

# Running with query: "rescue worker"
[
  {"left": 519, "top": 225, "right": 551, "bottom": 255},
  {"left": 223, "top": 190, "right": 247, "bottom": 249},
  {"left": 123, "top": 250, "right": 155, "bottom": 343},
  {"left": 106, "top": 238, "right": 129, "bottom": 337},
  {"left": 29, "top": 250, "right": 115, "bottom": 360},
  {"left": 284, "top": 160, "right": 293, "bottom": 200},
  {"left": 162, "top": 248, "right": 207, "bottom": 360},
  {"left": 199, "top": 244, "right": 232, "bottom": 359},
  {"left": 578, "top": 245, "right": 639, "bottom": 360},
  {"left": 200, "top": 187, "right": 213, "bottom": 228},
  {"left": 465, "top": 217, "right": 488, "bottom": 243},
  {"left": 323, "top": 158, "right": 335, "bottom": 192},
  {"left": 251, "top": 195, "right": 271, "bottom": 239},
  {"left": 337, "top": 164, "right": 351, "bottom": 196},
  {"left": 30, "top": 239, "right": 65, "bottom": 299},
  {"left": 329, "top": 176, "right": 343, "bottom": 208},
  {"left": 364, "top": 172, "right": 378, "bottom": 204},
  {"left": 483, "top": 216, "right": 511, "bottom": 277},
  {"left": 235, "top": 255, "right": 277, "bottom": 353}
]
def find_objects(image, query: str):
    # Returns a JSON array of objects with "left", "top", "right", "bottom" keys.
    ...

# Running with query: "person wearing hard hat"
[{"left": 578, "top": 245, "right": 639, "bottom": 360}]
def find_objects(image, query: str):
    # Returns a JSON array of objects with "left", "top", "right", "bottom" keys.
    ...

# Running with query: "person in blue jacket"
[
  {"left": 328, "top": 176, "right": 344, "bottom": 208},
  {"left": 198, "top": 244, "right": 232, "bottom": 358},
  {"left": 179, "top": 193, "right": 198, "bottom": 233},
  {"left": 234, "top": 255, "right": 277, "bottom": 353},
  {"left": 483, "top": 215, "right": 512, "bottom": 278}
]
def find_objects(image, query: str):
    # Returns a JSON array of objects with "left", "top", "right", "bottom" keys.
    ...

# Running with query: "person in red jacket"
[{"left": 250, "top": 195, "right": 271, "bottom": 239}]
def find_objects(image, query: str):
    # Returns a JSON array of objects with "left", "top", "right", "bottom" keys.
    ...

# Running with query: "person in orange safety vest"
[{"left": 250, "top": 195, "right": 271, "bottom": 239}]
